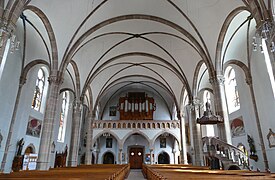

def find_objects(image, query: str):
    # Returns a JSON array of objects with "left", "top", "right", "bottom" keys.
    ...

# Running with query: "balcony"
[{"left": 92, "top": 120, "right": 180, "bottom": 130}]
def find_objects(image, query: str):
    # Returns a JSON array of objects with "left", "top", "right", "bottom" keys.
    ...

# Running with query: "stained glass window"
[
  {"left": 57, "top": 91, "right": 69, "bottom": 142},
  {"left": 31, "top": 68, "right": 45, "bottom": 111}
]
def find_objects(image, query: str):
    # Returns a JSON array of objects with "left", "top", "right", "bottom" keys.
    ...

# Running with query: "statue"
[
  {"left": 247, "top": 135, "right": 258, "bottom": 161},
  {"left": 17, "top": 138, "right": 25, "bottom": 156}
]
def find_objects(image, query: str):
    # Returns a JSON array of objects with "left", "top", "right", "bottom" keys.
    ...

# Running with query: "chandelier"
[{"left": 252, "top": 20, "right": 275, "bottom": 53}]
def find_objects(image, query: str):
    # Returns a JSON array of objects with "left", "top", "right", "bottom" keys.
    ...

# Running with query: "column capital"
[
  {"left": 209, "top": 75, "right": 225, "bottom": 85},
  {"left": 73, "top": 100, "right": 82, "bottom": 111},
  {"left": 192, "top": 97, "right": 201, "bottom": 106},
  {"left": 48, "top": 75, "right": 63, "bottom": 85},
  {"left": 0, "top": 18, "right": 16, "bottom": 37}
]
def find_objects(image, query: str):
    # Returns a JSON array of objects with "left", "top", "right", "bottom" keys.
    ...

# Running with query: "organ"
[{"left": 118, "top": 92, "right": 155, "bottom": 120}]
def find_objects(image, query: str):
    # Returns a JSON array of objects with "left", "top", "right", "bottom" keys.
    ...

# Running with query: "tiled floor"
[{"left": 125, "top": 169, "right": 146, "bottom": 180}]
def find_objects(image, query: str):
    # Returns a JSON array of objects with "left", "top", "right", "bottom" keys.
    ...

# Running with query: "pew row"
[
  {"left": 143, "top": 164, "right": 275, "bottom": 180},
  {"left": 0, "top": 164, "right": 130, "bottom": 180}
]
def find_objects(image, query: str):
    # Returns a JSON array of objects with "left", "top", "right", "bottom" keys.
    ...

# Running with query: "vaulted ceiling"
[{"left": 14, "top": 0, "right": 260, "bottom": 112}]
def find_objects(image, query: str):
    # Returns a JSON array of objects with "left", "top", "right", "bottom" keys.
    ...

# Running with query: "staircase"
[{"left": 202, "top": 136, "right": 249, "bottom": 170}]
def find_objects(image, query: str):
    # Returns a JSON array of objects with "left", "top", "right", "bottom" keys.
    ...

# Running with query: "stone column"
[
  {"left": 210, "top": 75, "right": 232, "bottom": 144},
  {"left": 0, "top": 25, "right": 13, "bottom": 82},
  {"left": 179, "top": 111, "right": 188, "bottom": 164},
  {"left": 67, "top": 100, "right": 82, "bottom": 167},
  {"left": 0, "top": 21, "right": 13, "bottom": 66},
  {"left": 150, "top": 149, "right": 154, "bottom": 164},
  {"left": 173, "top": 149, "right": 177, "bottom": 164},
  {"left": 85, "top": 111, "right": 94, "bottom": 164},
  {"left": 0, "top": 77, "right": 25, "bottom": 172},
  {"left": 246, "top": 78, "right": 269, "bottom": 170},
  {"left": 189, "top": 101, "right": 204, "bottom": 166},
  {"left": 36, "top": 74, "right": 62, "bottom": 170},
  {"left": 119, "top": 149, "right": 123, "bottom": 164}
]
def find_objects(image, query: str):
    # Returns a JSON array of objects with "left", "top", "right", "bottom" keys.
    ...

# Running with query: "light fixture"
[{"left": 253, "top": 20, "right": 275, "bottom": 53}]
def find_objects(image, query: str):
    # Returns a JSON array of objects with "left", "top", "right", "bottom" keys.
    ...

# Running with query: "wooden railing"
[
  {"left": 202, "top": 136, "right": 249, "bottom": 169},
  {"left": 93, "top": 120, "right": 180, "bottom": 130}
]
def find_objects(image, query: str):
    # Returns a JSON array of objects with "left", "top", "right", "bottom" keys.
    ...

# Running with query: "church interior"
[{"left": 1, "top": 0, "right": 275, "bottom": 179}]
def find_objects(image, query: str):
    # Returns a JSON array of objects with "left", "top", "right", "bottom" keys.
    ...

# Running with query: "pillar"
[
  {"left": 188, "top": 100, "right": 204, "bottom": 166},
  {"left": 150, "top": 149, "right": 154, "bottom": 164},
  {"left": 173, "top": 149, "right": 177, "bottom": 164},
  {"left": 0, "top": 21, "right": 13, "bottom": 81},
  {"left": 67, "top": 100, "right": 82, "bottom": 166},
  {"left": 85, "top": 111, "right": 94, "bottom": 164},
  {"left": 179, "top": 110, "right": 188, "bottom": 164},
  {"left": 119, "top": 149, "right": 123, "bottom": 164},
  {"left": 210, "top": 75, "right": 232, "bottom": 144},
  {"left": 36, "top": 74, "right": 62, "bottom": 170}
]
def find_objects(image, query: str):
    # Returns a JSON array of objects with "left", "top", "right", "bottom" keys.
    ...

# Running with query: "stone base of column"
[
  {"left": 36, "top": 161, "right": 49, "bottom": 170},
  {"left": 67, "top": 161, "right": 77, "bottom": 167}
]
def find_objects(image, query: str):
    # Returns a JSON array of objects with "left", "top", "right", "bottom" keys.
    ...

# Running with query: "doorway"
[
  {"left": 158, "top": 152, "right": 170, "bottom": 164},
  {"left": 129, "top": 147, "right": 143, "bottom": 169},
  {"left": 103, "top": 152, "right": 114, "bottom": 164}
]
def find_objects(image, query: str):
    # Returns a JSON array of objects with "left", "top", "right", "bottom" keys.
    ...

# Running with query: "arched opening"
[
  {"left": 103, "top": 152, "right": 114, "bottom": 164},
  {"left": 23, "top": 145, "right": 37, "bottom": 171},
  {"left": 158, "top": 152, "right": 170, "bottom": 164},
  {"left": 24, "top": 146, "right": 34, "bottom": 154}
]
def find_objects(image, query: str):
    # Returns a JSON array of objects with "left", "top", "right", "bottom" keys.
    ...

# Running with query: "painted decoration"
[
  {"left": 160, "top": 138, "right": 166, "bottom": 148},
  {"left": 109, "top": 106, "right": 117, "bottom": 116},
  {"left": 230, "top": 117, "right": 245, "bottom": 137},
  {"left": 26, "top": 118, "right": 42, "bottom": 138},
  {"left": 106, "top": 138, "right": 112, "bottom": 148}
]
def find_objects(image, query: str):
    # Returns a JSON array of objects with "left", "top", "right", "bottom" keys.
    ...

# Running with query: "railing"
[
  {"left": 92, "top": 120, "right": 180, "bottom": 130},
  {"left": 202, "top": 136, "right": 249, "bottom": 169}
]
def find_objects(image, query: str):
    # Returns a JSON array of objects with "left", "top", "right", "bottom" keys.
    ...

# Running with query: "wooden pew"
[
  {"left": 143, "top": 164, "right": 275, "bottom": 180},
  {"left": 0, "top": 164, "right": 130, "bottom": 180}
]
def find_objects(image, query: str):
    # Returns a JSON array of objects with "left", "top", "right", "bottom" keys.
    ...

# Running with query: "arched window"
[
  {"left": 57, "top": 91, "right": 69, "bottom": 142},
  {"left": 225, "top": 66, "right": 240, "bottom": 113},
  {"left": 31, "top": 68, "right": 45, "bottom": 111}
]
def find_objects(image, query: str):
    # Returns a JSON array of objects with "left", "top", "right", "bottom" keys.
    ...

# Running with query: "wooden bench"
[
  {"left": 143, "top": 164, "right": 275, "bottom": 180},
  {"left": 0, "top": 164, "right": 130, "bottom": 180}
]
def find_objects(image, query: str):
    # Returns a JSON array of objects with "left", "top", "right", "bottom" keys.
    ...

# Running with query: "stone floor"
[{"left": 125, "top": 169, "right": 146, "bottom": 180}]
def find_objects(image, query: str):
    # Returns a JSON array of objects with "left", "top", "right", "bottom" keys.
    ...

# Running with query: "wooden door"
[{"left": 129, "top": 148, "right": 143, "bottom": 169}]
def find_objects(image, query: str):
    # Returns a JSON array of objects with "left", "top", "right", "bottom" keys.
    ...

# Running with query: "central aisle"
[{"left": 125, "top": 169, "right": 146, "bottom": 180}]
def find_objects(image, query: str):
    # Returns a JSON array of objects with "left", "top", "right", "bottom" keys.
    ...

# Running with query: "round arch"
[
  {"left": 151, "top": 131, "right": 181, "bottom": 150},
  {"left": 24, "top": 143, "right": 36, "bottom": 154},
  {"left": 157, "top": 151, "right": 170, "bottom": 164},
  {"left": 215, "top": 7, "right": 251, "bottom": 74},
  {"left": 92, "top": 130, "right": 121, "bottom": 147},
  {"left": 102, "top": 151, "right": 115, "bottom": 164}
]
